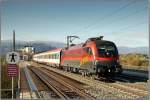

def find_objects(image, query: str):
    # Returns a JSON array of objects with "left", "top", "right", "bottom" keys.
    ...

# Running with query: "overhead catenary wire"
[
  {"left": 84, "top": 7, "right": 147, "bottom": 34},
  {"left": 72, "top": 0, "right": 137, "bottom": 35},
  {"left": 101, "top": 21, "right": 147, "bottom": 35}
]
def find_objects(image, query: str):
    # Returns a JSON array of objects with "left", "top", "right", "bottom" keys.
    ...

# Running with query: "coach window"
[
  {"left": 55, "top": 54, "right": 57, "bottom": 59},
  {"left": 53, "top": 54, "right": 55, "bottom": 59},
  {"left": 51, "top": 54, "right": 53, "bottom": 59},
  {"left": 55, "top": 53, "right": 57, "bottom": 59},
  {"left": 57, "top": 54, "right": 59, "bottom": 59},
  {"left": 56, "top": 54, "right": 57, "bottom": 59},
  {"left": 50, "top": 54, "right": 52, "bottom": 59},
  {"left": 54, "top": 54, "right": 55, "bottom": 59},
  {"left": 58, "top": 54, "right": 60, "bottom": 59}
]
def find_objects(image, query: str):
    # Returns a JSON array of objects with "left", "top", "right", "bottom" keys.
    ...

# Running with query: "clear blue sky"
[{"left": 1, "top": 0, "right": 148, "bottom": 47}]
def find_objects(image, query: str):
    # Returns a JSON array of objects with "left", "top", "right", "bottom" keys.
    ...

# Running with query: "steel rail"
[
  {"left": 32, "top": 62, "right": 148, "bottom": 98},
  {"left": 38, "top": 67, "right": 94, "bottom": 100},
  {"left": 42, "top": 66, "right": 148, "bottom": 97},
  {"left": 29, "top": 67, "right": 69, "bottom": 100}
]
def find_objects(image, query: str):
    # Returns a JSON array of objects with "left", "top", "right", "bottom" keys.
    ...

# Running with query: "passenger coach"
[{"left": 33, "top": 49, "right": 62, "bottom": 67}]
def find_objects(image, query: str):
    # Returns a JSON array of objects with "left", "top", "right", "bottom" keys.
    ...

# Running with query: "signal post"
[{"left": 6, "top": 30, "right": 20, "bottom": 99}]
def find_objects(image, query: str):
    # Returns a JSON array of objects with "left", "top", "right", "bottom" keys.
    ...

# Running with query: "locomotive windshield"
[{"left": 96, "top": 41, "right": 118, "bottom": 57}]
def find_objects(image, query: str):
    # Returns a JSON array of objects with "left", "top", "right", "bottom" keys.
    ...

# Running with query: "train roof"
[
  {"left": 34, "top": 48, "right": 62, "bottom": 56},
  {"left": 63, "top": 39, "right": 116, "bottom": 50},
  {"left": 45, "top": 48, "right": 62, "bottom": 53}
]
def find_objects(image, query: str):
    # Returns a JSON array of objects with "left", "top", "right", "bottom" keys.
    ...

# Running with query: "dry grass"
[
  {"left": 1, "top": 57, "right": 18, "bottom": 98},
  {"left": 119, "top": 54, "right": 149, "bottom": 71}
]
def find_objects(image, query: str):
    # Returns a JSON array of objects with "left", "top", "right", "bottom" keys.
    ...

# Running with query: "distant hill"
[
  {"left": 30, "top": 41, "right": 66, "bottom": 49},
  {"left": 118, "top": 46, "right": 148, "bottom": 54},
  {"left": 1, "top": 40, "right": 66, "bottom": 56},
  {"left": 1, "top": 40, "right": 148, "bottom": 55}
]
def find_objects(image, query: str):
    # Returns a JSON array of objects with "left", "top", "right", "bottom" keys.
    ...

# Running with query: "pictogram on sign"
[{"left": 6, "top": 51, "right": 20, "bottom": 64}]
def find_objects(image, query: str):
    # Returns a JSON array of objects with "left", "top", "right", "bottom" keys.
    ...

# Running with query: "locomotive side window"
[{"left": 84, "top": 47, "right": 93, "bottom": 55}]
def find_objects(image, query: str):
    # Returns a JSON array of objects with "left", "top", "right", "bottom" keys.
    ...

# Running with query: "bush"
[{"left": 119, "top": 53, "right": 149, "bottom": 71}]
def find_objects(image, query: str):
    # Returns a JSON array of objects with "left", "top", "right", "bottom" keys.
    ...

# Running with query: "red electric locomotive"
[{"left": 61, "top": 36, "right": 122, "bottom": 77}]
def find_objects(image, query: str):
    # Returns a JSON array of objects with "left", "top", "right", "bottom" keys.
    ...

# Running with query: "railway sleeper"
[
  {"left": 64, "top": 91, "right": 79, "bottom": 98},
  {"left": 38, "top": 67, "right": 94, "bottom": 99}
]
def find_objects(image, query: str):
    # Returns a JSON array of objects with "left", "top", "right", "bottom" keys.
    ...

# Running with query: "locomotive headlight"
[{"left": 108, "top": 69, "right": 111, "bottom": 72}]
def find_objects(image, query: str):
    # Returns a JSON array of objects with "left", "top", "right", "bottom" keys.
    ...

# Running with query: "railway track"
[
  {"left": 30, "top": 62, "right": 148, "bottom": 99},
  {"left": 51, "top": 67, "right": 148, "bottom": 97},
  {"left": 29, "top": 66, "right": 94, "bottom": 100},
  {"left": 20, "top": 62, "right": 56, "bottom": 99}
]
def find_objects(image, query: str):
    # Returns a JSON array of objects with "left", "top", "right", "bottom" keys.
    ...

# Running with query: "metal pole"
[
  {"left": 18, "top": 66, "right": 20, "bottom": 90},
  {"left": 67, "top": 36, "right": 69, "bottom": 48},
  {"left": 13, "top": 30, "right": 15, "bottom": 51},
  {"left": 12, "top": 30, "right": 15, "bottom": 99},
  {"left": 12, "top": 77, "right": 14, "bottom": 99}
]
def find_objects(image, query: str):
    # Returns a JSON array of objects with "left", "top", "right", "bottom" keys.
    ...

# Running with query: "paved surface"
[
  {"left": 122, "top": 70, "right": 148, "bottom": 79},
  {"left": 20, "top": 62, "right": 40, "bottom": 99},
  {"left": 20, "top": 63, "right": 31, "bottom": 99},
  {"left": 24, "top": 66, "right": 38, "bottom": 92}
]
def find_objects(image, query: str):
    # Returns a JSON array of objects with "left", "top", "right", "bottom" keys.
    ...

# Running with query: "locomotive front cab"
[{"left": 95, "top": 40, "right": 122, "bottom": 76}]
